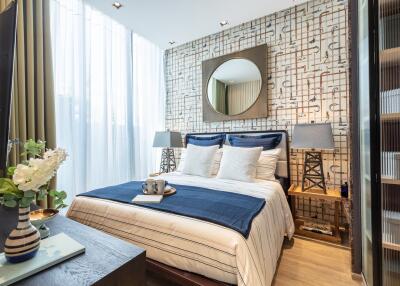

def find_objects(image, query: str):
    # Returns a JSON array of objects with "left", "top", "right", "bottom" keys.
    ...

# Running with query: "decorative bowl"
[{"left": 30, "top": 209, "right": 59, "bottom": 239}]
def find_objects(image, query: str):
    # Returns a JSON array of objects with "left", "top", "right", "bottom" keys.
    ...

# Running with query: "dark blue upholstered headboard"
[{"left": 184, "top": 130, "right": 291, "bottom": 193}]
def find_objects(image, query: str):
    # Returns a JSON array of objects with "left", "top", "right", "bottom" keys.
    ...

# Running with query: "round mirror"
[{"left": 207, "top": 59, "right": 262, "bottom": 116}]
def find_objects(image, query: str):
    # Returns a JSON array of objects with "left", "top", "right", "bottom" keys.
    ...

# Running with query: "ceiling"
[{"left": 84, "top": 0, "right": 307, "bottom": 49}]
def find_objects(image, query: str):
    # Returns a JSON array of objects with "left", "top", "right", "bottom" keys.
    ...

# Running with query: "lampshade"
[
  {"left": 291, "top": 123, "right": 335, "bottom": 150},
  {"left": 153, "top": 131, "right": 183, "bottom": 148}
]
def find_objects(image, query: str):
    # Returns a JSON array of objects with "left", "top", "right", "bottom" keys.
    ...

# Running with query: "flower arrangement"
[{"left": 0, "top": 139, "right": 68, "bottom": 209}]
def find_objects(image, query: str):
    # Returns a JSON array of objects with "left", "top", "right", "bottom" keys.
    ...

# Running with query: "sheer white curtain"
[
  {"left": 132, "top": 34, "right": 166, "bottom": 179},
  {"left": 50, "top": 0, "right": 165, "bottom": 204}
]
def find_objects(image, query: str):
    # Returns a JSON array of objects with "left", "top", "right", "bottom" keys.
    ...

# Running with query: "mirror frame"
[{"left": 202, "top": 44, "right": 268, "bottom": 122}]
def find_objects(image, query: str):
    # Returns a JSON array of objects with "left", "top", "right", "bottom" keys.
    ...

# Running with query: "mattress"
[{"left": 66, "top": 172, "right": 294, "bottom": 286}]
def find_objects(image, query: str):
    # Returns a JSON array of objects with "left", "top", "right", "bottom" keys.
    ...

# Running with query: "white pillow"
[
  {"left": 217, "top": 145, "right": 263, "bottom": 182},
  {"left": 177, "top": 149, "right": 186, "bottom": 172},
  {"left": 211, "top": 148, "right": 223, "bottom": 176},
  {"left": 178, "top": 148, "right": 223, "bottom": 176},
  {"left": 256, "top": 148, "right": 281, "bottom": 181},
  {"left": 182, "top": 144, "right": 219, "bottom": 177}
]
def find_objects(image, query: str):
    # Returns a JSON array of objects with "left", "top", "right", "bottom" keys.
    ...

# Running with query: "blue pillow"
[
  {"left": 228, "top": 134, "right": 282, "bottom": 150},
  {"left": 234, "top": 134, "right": 279, "bottom": 139},
  {"left": 187, "top": 134, "right": 225, "bottom": 147}
]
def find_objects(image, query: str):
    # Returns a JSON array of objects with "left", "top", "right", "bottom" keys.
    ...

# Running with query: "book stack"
[{"left": 132, "top": 195, "right": 163, "bottom": 204}]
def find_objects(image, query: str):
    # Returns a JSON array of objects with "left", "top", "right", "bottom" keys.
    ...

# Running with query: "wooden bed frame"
[
  {"left": 146, "top": 259, "right": 231, "bottom": 286},
  {"left": 145, "top": 130, "right": 291, "bottom": 286}
]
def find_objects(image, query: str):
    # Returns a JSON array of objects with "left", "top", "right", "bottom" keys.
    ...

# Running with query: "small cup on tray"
[{"left": 142, "top": 178, "right": 169, "bottom": 195}]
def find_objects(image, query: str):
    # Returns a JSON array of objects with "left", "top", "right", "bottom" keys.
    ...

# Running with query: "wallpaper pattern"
[{"left": 165, "top": 0, "right": 350, "bottom": 222}]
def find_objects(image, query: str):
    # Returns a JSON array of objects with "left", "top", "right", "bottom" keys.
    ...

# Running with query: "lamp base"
[
  {"left": 160, "top": 148, "right": 176, "bottom": 173},
  {"left": 302, "top": 151, "right": 327, "bottom": 193}
]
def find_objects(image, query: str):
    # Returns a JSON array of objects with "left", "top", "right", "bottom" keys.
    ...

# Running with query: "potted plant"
[{"left": 0, "top": 139, "right": 67, "bottom": 263}]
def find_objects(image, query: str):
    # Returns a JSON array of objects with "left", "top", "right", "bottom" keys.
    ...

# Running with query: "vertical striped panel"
[{"left": 380, "top": 0, "right": 400, "bottom": 284}]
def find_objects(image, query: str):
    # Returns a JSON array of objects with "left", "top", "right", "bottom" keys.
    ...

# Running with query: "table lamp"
[
  {"left": 153, "top": 131, "right": 183, "bottom": 173},
  {"left": 291, "top": 123, "right": 335, "bottom": 193}
]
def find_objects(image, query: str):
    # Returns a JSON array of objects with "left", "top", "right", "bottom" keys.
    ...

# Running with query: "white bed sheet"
[{"left": 67, "top": 172, "right": 294, "bottom": 286}]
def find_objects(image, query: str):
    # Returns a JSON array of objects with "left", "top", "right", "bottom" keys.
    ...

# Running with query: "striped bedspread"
[{"left": 67, "top": 172, "right": 294, "bottom": 286}]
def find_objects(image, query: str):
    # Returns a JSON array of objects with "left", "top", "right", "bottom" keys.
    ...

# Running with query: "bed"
[{"left": 66, "top": 131, "right": 295, "bottom": 286}]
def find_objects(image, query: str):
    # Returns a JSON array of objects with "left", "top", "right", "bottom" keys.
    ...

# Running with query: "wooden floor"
[
  {"left": 272, "top": 237, "right": 362, "bottom": 286},
  {"left": 147, "top": 237, "right": 363, "bottom": 286}
]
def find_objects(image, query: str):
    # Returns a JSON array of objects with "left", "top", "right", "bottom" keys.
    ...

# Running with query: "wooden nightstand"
[{"left": 288, "top": 184, "right": 346, "bottom": 244}]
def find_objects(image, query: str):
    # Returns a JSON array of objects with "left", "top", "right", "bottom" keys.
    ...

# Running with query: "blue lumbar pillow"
[
  {"left": 187, "top": 134, "right": 225, "bottom": 147},
  {"left": 228, "top": 133, "right": 282, "bottom": 150}
]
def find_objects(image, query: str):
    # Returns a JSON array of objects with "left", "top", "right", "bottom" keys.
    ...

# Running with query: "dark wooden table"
[{"left": 0, "top": 206, "right": 146, "bottom": 286}]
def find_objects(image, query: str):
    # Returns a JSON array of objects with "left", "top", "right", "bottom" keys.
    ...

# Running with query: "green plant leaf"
[
  {"left": 36, "top": 189, "right": 47, "bottom": 201},
  {"left": 0, "top": 180, "right": 23, "bottom": 200},
  {"left": 7, "top": 166, "right": 16, "bottom": 176},
  {"left": 20, "top": 197, "right": 33, "bottom": 207},
  {"left": 23, "top": 190, "right": 36, "bottom": 198},
  {"left": 23, "top": 139, "right": 46, "bottom": 158},
  {"left": 56, "top": 203, "right": 68, "bottom": 210},
  {"left": 54, "top": 198, "right": 63, "bottom": 205},
  {"left": 4, "top": 199, "right": 17, "bottom": 208},
  {"left": 58, "top": 191, "right": 67, "bottom": 200},
  {"left": 0, "top": 182, "right": 21, "bottom": 200},
  {"left": 47, "top": 189, "right": 68, "bottom": 209},
  {"left": 19, "top": 202, "right": 29, "bottom": 208},
  {"left": 37, "top": 194, "right": 45, "bottom": 201},
  {"left": 48, "top": 190, "right": 57, "bottom": 197},
  {"left": 0, "top": 178, "right": 18, "bottom": 192},
  {"left": 4, "top": 193, "right": 17, "bottom": 200}
]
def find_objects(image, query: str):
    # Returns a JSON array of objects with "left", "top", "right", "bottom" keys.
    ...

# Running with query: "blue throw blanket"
[{"left": 78, "top": 181, "right": 265, "bottom": 238}]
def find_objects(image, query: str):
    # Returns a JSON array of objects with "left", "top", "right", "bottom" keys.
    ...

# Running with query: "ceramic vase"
[{"left": 4, "top": 205, "right": 41, "bottom": 263}]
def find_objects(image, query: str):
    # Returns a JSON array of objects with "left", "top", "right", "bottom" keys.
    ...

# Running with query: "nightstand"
[{"left": 288, "top": 184, "right": 346, "bottom": 244}]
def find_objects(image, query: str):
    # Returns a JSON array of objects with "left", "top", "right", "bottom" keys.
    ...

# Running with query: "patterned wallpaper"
[{"left": 165, "top": 0, "right": 350, "bottom": 197}]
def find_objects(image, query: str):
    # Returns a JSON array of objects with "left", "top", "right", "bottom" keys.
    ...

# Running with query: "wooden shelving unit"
[
  {"left": 381, "top": 113, "right": 400, "bottom": 121},
  {"left": 381, "top": 0, "right": 400, "bottom": 17},
  {"left": 381, "top": 47, "right": 400, "bottom": 67},
  {"left": 384, "top": 241, "right": 400, "bottom": 252},
  {"left": 354, "top": 0, "right": 400, "bottom": 280},
  {"left": 380, "top": 6, "right": 400, "bottom": 278},
  {"left": 382, "top": 176, "right": 400, "bottom": 185},
  {"left": 383, "top": 211, "right": 400, "bottom": 252}
]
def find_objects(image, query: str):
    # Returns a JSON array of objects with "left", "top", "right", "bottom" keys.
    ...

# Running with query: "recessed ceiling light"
[
  {"left": 219, "top": 20, "right": 229, "bottom": 27},
  {"left": 168, "top": 41, "right": 176, "bottom": 45},
  {"left": 112, "top": 2, "right": 123, "bottom": 9}
]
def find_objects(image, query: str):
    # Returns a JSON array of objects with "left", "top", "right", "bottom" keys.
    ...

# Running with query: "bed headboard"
[{"left": 184, "top": 130, "right": 291, "bottom": 192}]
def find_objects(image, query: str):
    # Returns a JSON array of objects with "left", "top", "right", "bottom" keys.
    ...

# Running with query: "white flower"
[
  {"left": 12, "top": 148, "right": 68, "bottom": 192},
  {"left": 43, "top": 148, "right": 68, "bottom": 165},
  {"left": 12, "top": 164, "right": 35, "bottom": 186}
]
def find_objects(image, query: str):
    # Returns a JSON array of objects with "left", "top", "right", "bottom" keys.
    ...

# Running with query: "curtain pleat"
[
  {"left": 43, "top": 1, "right": 56, "bottom": 150},
  {"left": 0, "top": 0, "right": 57, "bottom": 208}
]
